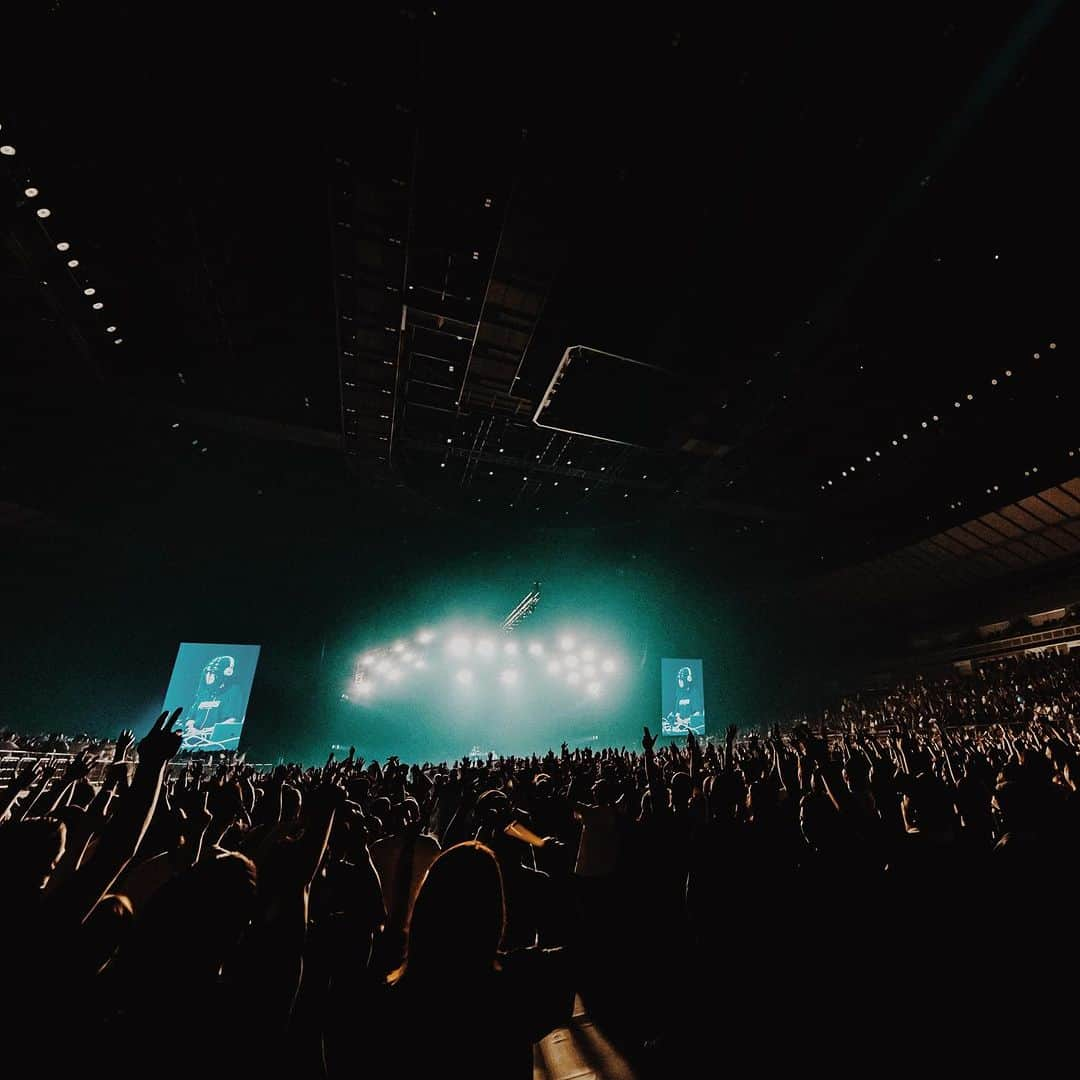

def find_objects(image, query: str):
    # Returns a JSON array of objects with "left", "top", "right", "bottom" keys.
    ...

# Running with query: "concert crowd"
[{"left": 2, "top": 650, "right": 1077, "bottom": 1077}]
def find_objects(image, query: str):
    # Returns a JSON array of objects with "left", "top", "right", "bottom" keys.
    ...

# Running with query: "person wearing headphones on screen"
[
  {"left": 181, "top": 654, "right": 243, "bottom": 752},
  {"left": 667, "top": 665, "right": 705, "bottom": 735}
]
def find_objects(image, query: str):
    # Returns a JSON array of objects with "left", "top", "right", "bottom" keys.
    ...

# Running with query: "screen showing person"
[
  {"left": 660, "top": 657, "right": 705, "bottom": 736},
  {"left": 162, "top": 643, "right": 261, "bottom": 752}
]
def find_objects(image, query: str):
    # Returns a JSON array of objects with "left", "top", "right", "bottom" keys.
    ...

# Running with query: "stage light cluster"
[{"left": 348, "top": 622, "right": 624, "bottom": 705}]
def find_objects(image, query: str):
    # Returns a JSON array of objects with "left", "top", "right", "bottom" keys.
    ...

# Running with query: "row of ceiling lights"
[
  {"left": 820, "top": 342, "right": 1057, "bottom": 492},
  {"left": 966, "top": 444, "right": 1080, "bottom": 504},
  {"left": 2, "top": 132, "right": 124, "bottom": 346}
]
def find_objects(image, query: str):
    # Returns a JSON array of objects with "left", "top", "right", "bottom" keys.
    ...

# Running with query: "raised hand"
[
  {"left": 64, "top": 749, "right": 94, "bottom": 781},
  {"left": 726, "top": 724, "right": 738, "bottom": 745},
  {"left": 13, "top": 758, "right": 44, "bottom": 789},
  {"left": 138, "top": 709, "right": 183, "bottom": 766},
  {"left": 114, "top": 729, "right": 135, "bottom": 762},
  {"left": 642, "top": 726, "right": 659, "bottom": 752}
]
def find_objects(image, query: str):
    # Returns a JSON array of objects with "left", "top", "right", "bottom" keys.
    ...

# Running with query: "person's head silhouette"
[{"left": 391, "top": 841, "right": 505, "bottom": 984}]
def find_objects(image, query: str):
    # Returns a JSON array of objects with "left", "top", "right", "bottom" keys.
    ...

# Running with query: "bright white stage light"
[
  {"left": 504, "top": 640, "right": 519, "bottom": 656},
  {"left": 547, "top": 659, "right": 562, "bottom": 675},
  {"left": 582, "top": 646, "right": 596, "bottom": 661},
  {"left": 24, "top": 187, "right": 39, "bottom": 198},
  {"left": 601, "top": 658, "right": 616, "bottom": 674},
  {"left": 67, "top": 259, "right": 79, "bottom": 267},
  {"left": 583, "top": 664, "right": 597, "bottom": 679},
  {"left": 499, "top": 668, "right": 519, "bottom": 686},
  {"left": 56, "top": 241, "right": 70, "bottom": 252},
  {"left": 0, "top": 145, "right": 16, "bottom": 156},
  {"left": 559, "top": 635, "right": 575, "bottom": 651},
  {"left": 387, "top": 668, "right": 403, "bottom": 682},
  {"left": 456, "top": 668, "right": 474, "bottom": 685},
  {"left": 566, "top": 670, "right": 581, "bottom": 685},
  {"left": 361, "top": 653, "right": 376, "bottom": 666},
  {"left": 92, "top": 302, "right": 103, "bottom": 309},
  {"left": 528, "top": 641, "right": 544, "bottom": 657},
  {"left": 84, "top": 287, "right": 96, "bottom": 296},
  {"left": 36, "top": 207, "right": 52, "bottom": 218},
  {"left": 447, "top": 635, "right": 471, "bottom": 657},
  {"left": 586, "top": 682, "right": 603, "bottom": 698},
  {"left": 416, "top": 629, "right": 435, "bottom": 644},
  {"left": 564, "top": 654, "right": 579, "bottom": 668},
  {"left": 392, "top": 641, "right": 406, "bottom": 653},
  {"left": 477, "top": 638, "right": 495, "bottom": 659}
]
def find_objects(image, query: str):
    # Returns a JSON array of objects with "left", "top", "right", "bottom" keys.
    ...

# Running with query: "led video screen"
[
  {"left": 162, "top": 642, "right": 261, "bottom": 752},
  {"left": 661, "top": 657, "right": 705, "bottom": 736}
]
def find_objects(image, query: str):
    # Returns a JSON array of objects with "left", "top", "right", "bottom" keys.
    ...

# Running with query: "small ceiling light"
[
  {"left": 1049, "top": 342, "right": 1056, "bottom": 349},
  {"left": 828, "top": 480, "right": 833, "bottom": 485},
  {"left": 1032, "top": 466, "right": 1038, "bottom": 473},
  {"left": 1033, "top": 353, "right": 1040, "bottom": 359},
  {"left": 106, "top": 325, "right": 116, "bottom": 332},
  {"left": 56, "top": 242, "right": 70, "bottom": 252},
  {"left": 24, "top": 186, "right": 38, "bottom": 198},
  {"left": 1005, "top": 370, "right": 1012, "bottom": 377},
  {"left": 875, "top": 450, "right": 881, "bottom": 456},
  {"left": 892, "top": 439, "right": 898, "bottom": 445},
  {"left": 92, "top": 301, "right": 103, "bottom": 309},
  {"left": 991, "top": 378, "right": 998, "bottom": 385},
  {"left": 440, "top": 462, "right": 446, "bottom": 468},
  {"left": 0, "top": 145, "right": 16, "bottom": 156},
  {"left": 866, "top": 456, "right": 871, "bottom": 462},
  {"left": 932, "top": 415, "right": 939, "bottom": 421},
  {"left": 966, "top": 393, "right": 973, "bottom": 400},
  {"left": 553, "top": 481, "right": 558, "bottom": 486},
  {"left": 83, "top": 287, "right": 95, "bottom": 296},
  {"left": 113, "top": 338, "right": 123, "bottom": 344},
  {"left": 954, "top": 401, "right": 961, "bottom": 408},
  {"left": 36, "top": 207, "right": 51, "bottom": 218},
  {"left": 902, "top": 433, "right": 909, "bottom": 439},
  {"left": 171, "top": 422, "right": 180, "bottom": 429}
]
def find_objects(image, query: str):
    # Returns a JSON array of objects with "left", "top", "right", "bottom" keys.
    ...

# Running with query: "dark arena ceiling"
[{"left": 1, "top": 1, "right": 1075, "bottom": 603}]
